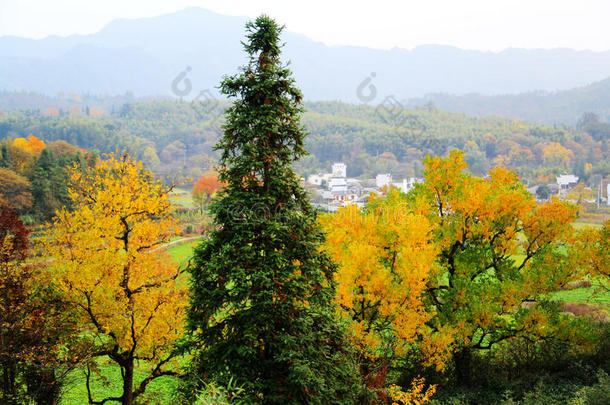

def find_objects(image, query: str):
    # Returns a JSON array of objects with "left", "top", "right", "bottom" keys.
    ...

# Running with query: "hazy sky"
[{"left": 1, "top": 0, "right": 609, "bottom": 52}]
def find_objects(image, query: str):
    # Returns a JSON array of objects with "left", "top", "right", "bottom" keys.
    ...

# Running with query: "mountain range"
[
  {"left": 408, "top": 77, "right": 610, "bottom": 125},
  {"left": 3, "top": 6, "right": 610, "bottom": 108}
]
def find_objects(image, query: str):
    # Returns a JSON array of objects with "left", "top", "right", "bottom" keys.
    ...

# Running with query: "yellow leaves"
[
  {"left": 321, "top": 188, "right": 439, "bottom": 360},
  {"left": 421, "top": 151, "right": 536, "bottom": 259},
  {"left": 40, "top": 153, "right": 185, "bottom": 361},
  {"left": 387, "top": 377, "right": 436, "bottom": 405},
  {"left": 422, "top": 150, "right": 468, "bottom": 200},
  {"left": 13, "top": 135, "right": 46, "bottom": 155},
  {"left": 542, "top": 142, "right": 573, "bottom": 167},
  {"left": 322, "top": 149, "right": 589, "bottom": 389},
  {"left": 522, "top": 197, "right": 577, "bottom": 250},
  {"left": 568, "top": 221, "right": 609, "bottom": 291}
]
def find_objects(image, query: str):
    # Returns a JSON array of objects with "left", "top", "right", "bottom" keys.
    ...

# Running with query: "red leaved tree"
[
  {"left": 192, "top": 170, "right": 224, "bottom": 212},
  {"left": 0, "top": 206, "right": 80, "bottom": 404}
]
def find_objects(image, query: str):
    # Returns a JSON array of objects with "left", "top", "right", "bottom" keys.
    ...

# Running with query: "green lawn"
[
  {"left": 60, "top": 362, "right": 179, "bottom": 405},
  {"left": 166, "top": 237, "right": 202, "bottom": 265},
  {"left": 550, "top": 278, "right": 610, "bottom": 304},
  {"left": 170, "top": 188, "right": 195, "bottom": 208}
]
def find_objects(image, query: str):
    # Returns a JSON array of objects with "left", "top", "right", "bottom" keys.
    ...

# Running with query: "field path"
[{"left": 154, "top": 235, "right": 203, "bottom": 251}]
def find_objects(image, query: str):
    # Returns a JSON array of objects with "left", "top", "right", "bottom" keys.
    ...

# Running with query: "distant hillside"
[
  {"left": 1, "top": 101, "right": 607, "bottom": 185},
  {"left": 3, "top": 7, "right": 610, "bottom": 104},
  {"left": 410, "top": 77, "right": 610, "bottom": 125}
]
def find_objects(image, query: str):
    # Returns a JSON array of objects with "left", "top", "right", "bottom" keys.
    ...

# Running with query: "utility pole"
[{"left": 597, "top": 174, "right": 604, "bottom": 211}]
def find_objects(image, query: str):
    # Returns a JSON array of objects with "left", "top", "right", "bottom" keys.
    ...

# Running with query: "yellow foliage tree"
[
  {"left": 387, "top": 377, "right": 436, "bottom": 405},
  {"left": 13, "top": 135, "right": 46, "bottom": 155},
  {"left": 542, "top": 142, "right": 573, "bottom": 167},
  {"left": 321, "top": 188, "right": 441, "bottom": 388},
  {"left": 569, "top": 220, "right": 609, "bottom": 293},
  {"left": 324, "top": 150, "right": 589, "bottom": 391},
  {"left": 41, "top": 153, "right": 186, "bottom": 405},
  {"left": 566, "top": 183, "right": 595, "bottom": 205},
  {"left": 416, "top": 150, "right": 585, "bottom": 383}
]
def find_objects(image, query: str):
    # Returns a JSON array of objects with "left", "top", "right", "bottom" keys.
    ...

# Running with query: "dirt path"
[{"left": 153, "top": 235, "right": 203, "bottom": 251}]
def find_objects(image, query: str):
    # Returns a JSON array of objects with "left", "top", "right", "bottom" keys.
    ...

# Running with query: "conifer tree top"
[
  {"left": 216, "top": 14, "right": 305, "bottom": 196},
  {"left": 242, "top": 15, "right": 283, "bottom": 57}
]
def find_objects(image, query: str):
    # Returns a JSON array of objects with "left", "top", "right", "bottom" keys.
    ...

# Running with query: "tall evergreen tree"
[
  {"left": 0, "top": 144, "right": 11, "bottom": 168},
  {"left": 31, "top": 149, "right": 71, "bottom": 221},
  {"left": 187, "top": 16, "right": 360, "bottom": 404}
]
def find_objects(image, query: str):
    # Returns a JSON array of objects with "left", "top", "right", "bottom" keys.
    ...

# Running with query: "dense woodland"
[{"left": 0, "top": 96, "right": 608, "bottom": 187}]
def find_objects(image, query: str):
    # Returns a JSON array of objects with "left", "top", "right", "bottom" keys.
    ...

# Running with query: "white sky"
[{"left": 0, "top": 0, "right": 609, "bottom": 52}]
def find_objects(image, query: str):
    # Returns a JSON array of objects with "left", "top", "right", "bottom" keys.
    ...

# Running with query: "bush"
[
  {"left": 577, "top": 370, "right": 610, "bottom": 405},
  {"left": 193, "top": 379, "right": 246, "bottom": 405},
  {"left": 175, "top": 378, "right": 245, "bottom": 405},
  {"left": 417, "top": 322, "right": 610, "bottom": 404}
]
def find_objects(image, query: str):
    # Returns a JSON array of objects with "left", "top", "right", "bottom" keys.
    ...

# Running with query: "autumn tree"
[
  {"left": 46, "top": 140, "right": 81, "bottom": 158},
  {"left": 42, "top": 154, "right": 186, "bottom": 405},
  {"left": 324, "top": 150, "right": 591, "bottom": 386},
  {"left": 413, "top": 150, "right": 586, "bottom": 383},
  {"left": 566, "top": 183, "right": 595, "bottom": 205},
  {"left": 542, "top": 142, "right": 573, "bottom": 167},
  {"left": 0, "top": 168, "right": 33, "bottom": 213},
  {"left": 5, "top": 142, "right": 35, "bottom": 175},
  {"left": 187, "top": 16, "right": 361, "bottom": 404},
  {"left": 321, "top": 188, "right": 444, "bottom": 389},
  {"left": 192, "top": 170, "right": 224, "bottom": 212},
  {"left": 43, "top": 107, "right": 60, "bottom": 118},
  {"left": 13, "top": 135, "right": 46, "bottom": 155},
  {"left": 570, "top": 220, "right": 609, "bottom": 293},
  {"left": 0, "top": 206, "right": 78, "bottom": 404}
]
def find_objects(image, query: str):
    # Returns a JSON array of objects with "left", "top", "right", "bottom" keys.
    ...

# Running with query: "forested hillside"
[
  {"left": 412, "top": 77, "right": 610, "bottom": 125},
  {"left": 1, "top": 100, "right": 607, "bottom": 185}
]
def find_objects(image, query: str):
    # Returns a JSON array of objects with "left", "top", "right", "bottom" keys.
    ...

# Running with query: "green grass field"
[
  {"left": 166, "top": 237, "right": 203, "bottom": 265},
  {"left": 550, "top": 284, "right": 610, "bottom": 304},
  {"left": 170, "top": 188, "right": 195, "bottom": 208},
  {"left": 60, "top": 362, "right": 179, "bottom": 405}
]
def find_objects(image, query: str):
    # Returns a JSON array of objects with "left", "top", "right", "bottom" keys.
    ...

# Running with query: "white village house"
[
  {"left": 376, "top": 173, "right": 392, "bottom": 189},
  {"left": 556, "top": 174, "right": 579, "bottom": 190}
]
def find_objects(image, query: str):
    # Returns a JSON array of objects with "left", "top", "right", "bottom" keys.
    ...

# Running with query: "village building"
[
  {"left": 556, "top": 174, "right": 579, "bottom": 190},
  {"left": 376, "top": 173, "right": 392, "bottom": 188}
]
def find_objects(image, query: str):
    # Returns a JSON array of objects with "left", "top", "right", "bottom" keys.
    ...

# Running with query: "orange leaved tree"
[
  {"left": 569, "top": 219, "right": 609, "bottom": 293},
  {"left": 13, "top": 135, "right": 46, "bottom": 155},
  {"left": 192, "top": 170, "right": 224, "bottom": 212},
  {"left": 42, "top": 154, "right": 186, "bottom": 405},
  {"left": 324, "top": 150, "right": 591, "bottom": 388}
]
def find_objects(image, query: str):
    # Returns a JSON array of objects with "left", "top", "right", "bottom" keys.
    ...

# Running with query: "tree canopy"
[{"left": 42, "top": 154, "right": 186, "bottom": 405}]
